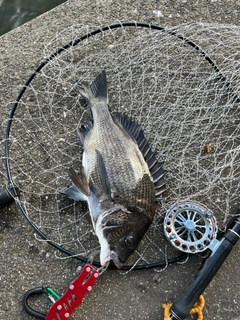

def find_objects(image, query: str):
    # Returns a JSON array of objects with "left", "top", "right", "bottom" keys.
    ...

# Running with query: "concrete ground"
[{"left": 0, "top": 1, "right": 239, "bottom": 319}]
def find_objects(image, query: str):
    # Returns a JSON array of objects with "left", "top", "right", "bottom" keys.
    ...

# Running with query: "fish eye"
[{"left": 124, "top": 235, "right": 135, "bottom": 247}]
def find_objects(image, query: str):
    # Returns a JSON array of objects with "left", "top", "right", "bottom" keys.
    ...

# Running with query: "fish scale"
[{"left": 86, "top": 115, "right": 148, "bottom": 193}]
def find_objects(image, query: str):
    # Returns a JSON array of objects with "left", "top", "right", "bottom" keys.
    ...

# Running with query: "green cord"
[{"left": 45, "top": 287, "right": 60, "bottom": 300}]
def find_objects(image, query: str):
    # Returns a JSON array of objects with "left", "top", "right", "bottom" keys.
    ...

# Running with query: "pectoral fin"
[
  {"left": 96, "top": 150, "right": 111, "bottom": 196},
  {"left": 89, "top": 150, "right": 111, "bottom": 199}
]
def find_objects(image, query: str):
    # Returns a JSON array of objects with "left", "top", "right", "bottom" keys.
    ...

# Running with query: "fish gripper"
[{"left": 46, "top": 264, "right": 99, "bottom": 320}]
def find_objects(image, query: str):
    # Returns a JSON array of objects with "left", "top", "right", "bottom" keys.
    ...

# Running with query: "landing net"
[{"left": 4, "top": 22, "right": 240, "bottom": 270}]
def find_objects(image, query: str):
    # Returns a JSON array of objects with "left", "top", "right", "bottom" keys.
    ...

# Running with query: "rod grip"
[{"left": 170, "top": 217, "right": 240, "bottom": 320}]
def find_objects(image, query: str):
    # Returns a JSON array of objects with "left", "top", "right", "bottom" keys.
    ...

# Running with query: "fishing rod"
[{"left": 168, "top": 212, "right": 240, "bottom": 320}]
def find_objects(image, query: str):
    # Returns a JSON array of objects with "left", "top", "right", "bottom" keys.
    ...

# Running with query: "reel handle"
[{"left": 170, "top": 215, "right": 240, "bottom": 320}]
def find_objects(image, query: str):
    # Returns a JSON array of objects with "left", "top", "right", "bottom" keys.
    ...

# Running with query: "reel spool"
[{"left": 164, "top": 201, "right": 218, "bottom": 254}]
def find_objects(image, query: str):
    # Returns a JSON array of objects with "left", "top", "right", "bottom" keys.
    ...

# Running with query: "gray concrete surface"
[{"left": 0, "top": 0, "right": 239, "bottom": 319}]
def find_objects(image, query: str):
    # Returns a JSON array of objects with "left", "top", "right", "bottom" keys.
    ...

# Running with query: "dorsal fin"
[
  {"left": 113, "top": 112, "right": 141, "bottom": 143},
  {"left": 113, "top": 112, "right": 166, "bottom": 197}
]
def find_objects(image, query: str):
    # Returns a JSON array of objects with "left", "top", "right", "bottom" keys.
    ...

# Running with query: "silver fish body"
[{"left": 61, "top": 70, "right": 166, "bottom": 268}]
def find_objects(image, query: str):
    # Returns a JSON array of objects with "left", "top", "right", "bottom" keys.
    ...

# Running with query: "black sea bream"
[{"left": 61, "top": 70, "right": 166, "bottom": 268}]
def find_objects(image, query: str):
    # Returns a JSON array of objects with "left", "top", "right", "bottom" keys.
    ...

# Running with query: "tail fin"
[{"left": 78, "top": 70, "right": 108, "bottom": 103}]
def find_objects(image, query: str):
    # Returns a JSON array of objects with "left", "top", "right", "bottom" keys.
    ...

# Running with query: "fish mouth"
[
  {"left": 110, "top": 251, "right": 123, "bottom": 269},
  {"left": 100, "top": 249, "right": 123, "bottom": 269}
]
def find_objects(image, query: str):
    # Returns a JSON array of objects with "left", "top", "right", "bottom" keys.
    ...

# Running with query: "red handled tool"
[{"left": 22, "top": 264, "right": 102, "bottom": 319}]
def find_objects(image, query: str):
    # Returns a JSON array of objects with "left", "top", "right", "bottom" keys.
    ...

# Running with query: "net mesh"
[{"left": 5, "top": 22, "right": 240, "bottom": 270}]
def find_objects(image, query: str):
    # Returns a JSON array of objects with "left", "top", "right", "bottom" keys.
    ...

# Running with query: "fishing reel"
[
  {"left": 164, "top": 200, "right": 218, "bottom": 254},
  {"left": 164, "top": 201, "right": 240, "bottom": 320}
]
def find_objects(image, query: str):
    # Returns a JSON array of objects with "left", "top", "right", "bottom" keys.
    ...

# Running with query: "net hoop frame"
[{"left": 4, "top": 21, "right": 239, "bottom": 270}]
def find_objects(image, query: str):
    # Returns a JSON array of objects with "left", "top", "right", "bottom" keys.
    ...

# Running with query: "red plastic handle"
[{"left": 46, "top": 264, "right": 99, "bottom": 319}]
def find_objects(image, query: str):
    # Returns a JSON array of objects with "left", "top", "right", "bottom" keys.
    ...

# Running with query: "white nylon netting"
[{"left": 5, "top": 22, "right": 240, "bottom": 269}]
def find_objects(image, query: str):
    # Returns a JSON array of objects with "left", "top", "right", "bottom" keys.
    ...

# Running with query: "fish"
[{"left": 60, "top": 70, "right": 166, "bottom": 268}]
